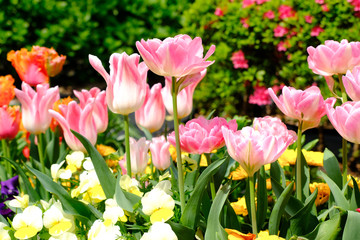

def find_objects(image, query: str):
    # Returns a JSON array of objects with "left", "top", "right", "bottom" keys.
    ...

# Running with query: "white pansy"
[
  {"left": 87, "top": 220, "right": 121, "bottom": 240},
  {"left": 43, "top": 202, "right": 74, "bottom": 236},
  {"left": 65, "top": 151, "right": 85, "bottom": 172},
  {"left": 103, "top": 198, "right": 127, "bottom": 224},
  {"left": 51, "top": 161, "right": 72, "bottom": 181},
  {"left": 154, "top": 180, "right": 172, "bottom": 196},
  {"left": 83, "top": 157, "right": 94, "bottom": 171},
  {"left": 8, "top": 194, "right": 29, "bottom": 209},
  {"left": 140, "top": 222, "right": 177, "bottom": 240},
  {"left": 119, "top": 175, "right": 143, "bottom": 197},
  {"left": 141, "top": 187, "right": 175, "bottom": 216},
  {"left": 0, "top": 222, "right": 10, "bottom": 240},
  {"left": 49, "top": 232, "right": 78, "bottom": 240},
  {"left": 12, "top": 205, "right": 43, "bottom": 239}
]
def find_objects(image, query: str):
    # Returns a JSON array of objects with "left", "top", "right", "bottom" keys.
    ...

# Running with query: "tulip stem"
[
  {"left": 1, "top": 139, "right": 12, "bottom": 178},
  {"left": 124, "top": 115, "right": 132, "bottom": 177},
  {"left": 205, "top": 153, "right": 216, "bottom": 200},
  {"left": 37, "top": 134, "right": 46, "bottom": 174},
  {"left": 248, "top": 175, "right": 257, "bottom": 235},
  {"left": 295, "top": 121, "right": 303, "bottom": 201},
  {"left": 338, "top": 73, "right": 348, "bottom": 190},
  {"left": 172, "top": 77, "right": 185, "bottom": 213}
]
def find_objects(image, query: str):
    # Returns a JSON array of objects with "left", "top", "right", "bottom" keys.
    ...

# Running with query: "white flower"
[
  {"left": 140, "top": 222, "right": 177, "bottom": 240},
  {"left": 119, "top": 175, "right": 143, "bottom": 197},
  {"left": 12, "top": 206, "right": 43, "bottom": 239},
  {"left": 65, "top": 151, "right": 85, "bottom": 173},
  {"left": 87, "top": 220, "right": 121, "bottom": 240},
  {"left": 43, "top": 202, "right": 74, "bottom": 236},
  {"left": 49, "top": 232, "right": 78, "bottom": 240},
  {"left": 51, "top": 161, "right": 72, "bottom": 181},
  {"left": 71, "top": 170, "right": 106, "bottom": 204},
  {"left": 83, "top": 157, "right": 94, "bottom": 170},
  {"left": 0, "top": 222, "right": 10, "bottom": 240},
  {"left": 103, "top": 198, "right": 127, "bottom": 225},
  {"left": 8, "top": 194, "right": 29, "bottom": 209}
]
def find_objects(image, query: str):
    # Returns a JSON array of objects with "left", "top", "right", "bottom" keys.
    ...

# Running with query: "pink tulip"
[
  {"left": 89, "top": 53, "right": 148, "bottom": 115},
  {"left": 74, "top": 87, "right": 108, "bottom": 133},
  {"left": 135, "top": 83, "right": 165, "bottom": 132},
  {"left": 326, "top": 101, "right": 360, "bottom": 144},
  {"left": 342, "top": 66, "right": 360, "bottom": 101},
  {"left": 49, "top": 100, "right": 97, "bottom": 152},
  {"left": 168, "top": 116, "right": 238, "bottom": 154},
  {"left": 307, "top": 39, "right": 360, "bottom": 76},
  {"left": 15, "top": 83, "right": 59, "bottom": 134},
  {"left": 124, "top": 137, "right": 150, "bottom": 174},
  {"left": 0, "top": 105, "right": 21, "bottom": 140},
  {"left": 253, "top": 116, "right": 297, "bottom": 141},
  {"left": 222, "top": 125, "right": 296, "bottom": 176},
  {"left": 268, "top": 86, "right": 336, "bottom": 131},
  {"left": 136, "top": 34, "right": 215, "bottom": 82},
  {"left": 162, "top": 70, "right": 205, "bottom": 119},
  {"left": 150, "top": 136, "right": 171, "bottom": 171}
]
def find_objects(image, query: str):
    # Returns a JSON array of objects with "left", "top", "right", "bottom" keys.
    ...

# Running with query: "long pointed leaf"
[
  {"left": 115, "top": 174, "right": 141, "bottom": 213},
  {"left": 72, "top": 130, "right": 116, "bottom": 198},
  {"left": 257, "top": 166, "right": 267, "bottom": 230},
  {"left": 303, "top": 212, "right": 341, "bottom": 240},
  {"left": 269, "top": 181, "right": 294, "bottom": 235},
  {"left": 342, "top": 210, "right": 360, "bottom": 239},
  {"left": 323, "top": 148, "right": 342, "bottom": 188}
]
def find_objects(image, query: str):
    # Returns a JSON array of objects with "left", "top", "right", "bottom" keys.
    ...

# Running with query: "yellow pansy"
[
  {"left": 229, "top": 166, "right": 248, "bottom": 180},
  {"left": 103, "top": 198, "right": 127, "bottom": 225},
  {"left": 231, "top": 196, "right": 253, "bottom": 216},
  {"left": 119, "top": 175, "right": 143, "bottom": 197},
  {"left": 12, "top": 206, "right": 43, "bottom": 239},
  {"left": 43, "top": 202, "right": 74, "bottom": 236},
  {"left": 302, "top": 150, "right": 323, "bottom": 167},
  {"left": 277, "top": 149, "right": 296, "bottom": 166},
  {"left": 96, "top": 144, "right": 116, "bottom": 157},
  {"left": 309, "top": 182, "right": 330, "bottom": 206},
  {"left": 65, "top": 151, "right": 85, "bottom": 173},
  {"left": 256, "top": 230, "right": 285, "bottom": 240},
  {"left": 347, "top": 175, "right": 360, "bottom": 189}
]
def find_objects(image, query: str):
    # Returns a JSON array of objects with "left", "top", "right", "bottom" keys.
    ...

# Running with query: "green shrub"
[{"left": 181, "top": 0, "right": 360, "bottom": 116}]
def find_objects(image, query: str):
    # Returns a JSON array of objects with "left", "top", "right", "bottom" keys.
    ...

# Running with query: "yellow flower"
[
  {"left": 309, "top": 182, "right": 330, "bottom": 206},
  {"left": 225, "top": 228, "right": 256, "bottom": 240},
  {"left": 231, "top": 197, "right": 249, "bottom": 216},
  {"left": 278, "top": 149, "right": 296, "bottom": 166},
  {"left": 119, "top": 175, "right": 143, "bottom": 197},
  {"left": 43, "top": 202, "right": 74, "bottom": 237},
  {"left": 12, "top": 206, "right": 43, "bottom": 239},
  {"left": 65, "top": 151, "right": 85, "bottom": 173},
  {"left": 256, "top": 230, "right": 285, "bottom": 240},
  {"left": 96, "top": 144, "right": 116, "bottom": 157},
  {"left": 8, "top": 194, "right": 29, "bottom": 209},
  {"left": 103, "top": 199, "right": 127, "bottom": 225},
  {"left": 347, "top": 175, "right": 360, "bottom": 189},
  {"left": 229, "top": 166, "right": 248, "bottom": 180},
  {"left": 0, "top": 222, "right": 10, "bottom": 240},
  {"left": 0, "top": 75, "right": 15, "bottom": 106},
  {"left": 302, "top": 150, "right": 323, "bottom": 167}
]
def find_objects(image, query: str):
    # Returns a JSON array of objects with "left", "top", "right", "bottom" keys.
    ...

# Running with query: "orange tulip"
[{"left": 0, "top": 75, "right": 15, "bottom": 106}]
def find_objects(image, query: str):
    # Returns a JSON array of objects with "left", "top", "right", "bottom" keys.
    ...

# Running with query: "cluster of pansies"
[{"left": 1, "top": 33, "right": 360, "bottom": 240}]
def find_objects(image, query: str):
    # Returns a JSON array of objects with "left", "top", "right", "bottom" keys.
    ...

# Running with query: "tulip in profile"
[
  {"left": 268, "top": 86, "right": 336, "bottom": 131},
  {"left": 326, "top": 101, "right": 360, "bottom": 144},
  {"left": 135, "top": 83, "right": 165, "bottom": 132},
  {"left": 124, "top": 137, "right": 150, "bottom": 174},
  {"left": 307, "top": 39, "right": 360, "bottom": 76},
  {"left": 15, "top": 83, "right": 59, "bottom": 134},
  {"left": 0, "top": 106, "right": 21, "bottom": 140},
  {"left": 162, "top": 70, "right": 206, "bottom": 119},
  {"left": 168, "top": 116, "right": 238, "bottom": 154},
  {"left": 342, "top": 66, "right": 360, "bottom": 101},
  {"left": 49, "top": 100, "right": 97, "bottom": 152},
  {"left": 89, "top": 53, "right": 148, "bottom": 115},
  {"left": 74, "top": 87, "right": 108, "bottom": 133},
  {"left": 136, "top": 34, "right": 215, "bottom": 81},
  {"left": 150, "top": 136, "right": 171, "bottom": 171}
]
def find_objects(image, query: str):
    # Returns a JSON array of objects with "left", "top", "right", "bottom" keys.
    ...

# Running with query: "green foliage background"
[{"left": 0, "top": 0, "right": 191, "bottom": 88}]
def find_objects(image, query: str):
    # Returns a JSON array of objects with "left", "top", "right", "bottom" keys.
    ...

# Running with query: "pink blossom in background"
[
  {"left": 321, "top": 4, "right": 329, "bottom": 12},
  {"left": 277, "top": 41, "right": 287, "bottom": 51},
  {"left": 49, "top": 100, "right": 97, "bottom": 152},
  {"left": 278, "top": 5, "right": 296, "bottom": 19},
  {"left": 310, "top": 26, "right": 324, "bottom": 36},
  {"left": 315, "top": 0, "right": 324, "bottom": 4},
  {"left": 74, "top": 87, "right": 108, "bottom": 133},
  {"left": 307, "top": 39, "right": 360, "bottom": 76},
  {"left": 256, "top": 0, "right": 269, "bottom": 4},
  {"left": 15, "top": 83, "right": 59, "bottom": 134},
  {"left": 263, "top": 10, "right": 275, "bottom": 19},
  {"left": 326, "top": 101, "right": 360, "bottom": 144},
  {"left": 222, "top": 125, "right": 296, "bottom": 176},
  {"left": 248, "top": 85, "right": 272, "bottom": 106},
  {"left": 349, "top": 0, "right": 360, "bottom": 11},
  {"left": 268, "top": 86, "right": 336, "bottom": 131},
  {"left": 135, "top": 83, "right": 165, "bottom": 133},
  {"left": 136, "top": 34, "right": 215, "bottom": 79},
  {"left": 242, "top": 0, "right": 255, "bottom": 8},
  {"left": 231, "top": 50, "right": 249, "bottom": 69},
  {"left": 214, "top": 8, "right": 224, "bottom": 16},
  {"left": 274, "top": 26, "right": 289, "bottom": 37},
  {"left": 240, "top": 18, "right": 249, "bottom": 28},
  {"left": 342, "top": 66, "right": 360, "bottom": 101},
  {"left": 168, "top": 116, "right": 238, "bottom": 154},
  {"left": 150, "top": 136, "right": 171, "bottom": 171},
  {"left": 304, "top": 15, "right": 313, "bottom": 23},
  {"left": 271, "top": 84, "right": 284, "bottom": 94}
]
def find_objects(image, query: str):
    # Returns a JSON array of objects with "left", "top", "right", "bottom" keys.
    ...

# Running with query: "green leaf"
[
  {"left": 72, "top": 130, "right": 116, "bottom": 198},
  {"left": 26, "top": 165, "right": 95, "bottom": 225},
  {"left": 303, "top": 139, "right": 319, "bottom": 151},
  {"left": 271, "top": 161, "right": 286, "bottom": 188},
  {"left": 303, "top": 212, "right": 341, "bottom": 240},
  {"left": 1, "top": 157, "right": 40, "bottom": 202},
  {"left": 114, "top": 174, "right": 141, "bottom": 213},
  {"left": 138, "top": 126, "right": 152, "bottom": 141},
  {"left": 168, "top": 221, "right": 195, "bottom": 240},
  {"left": 181, "top": 157, "right": 226, "bottom": 229},
  {"left": 350, "top": 176, "right": 360, "bottom": 209},
  {"left": 45, "top": 131, "right": 60, "bottom": 165},
  {"left": 269, "top": 181, "right": 294, "bottom": 235},
  {"left": 319, "top": 171, "right": 350, "bottom": 210},
  {"left": 206, "top": 109, "right": 216, "bottom": 120},
  {"left": 257, "top": 166, "right": 267, "bottom": 230},
  {"left": 323, "top": 148, "right": 342, "bottom": 188},
  {"left": 204, "top": 182, "right": 231, "bottom": 240},
  {"left": 342, "top": 210, "right": 360, "bottom": 239}
]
